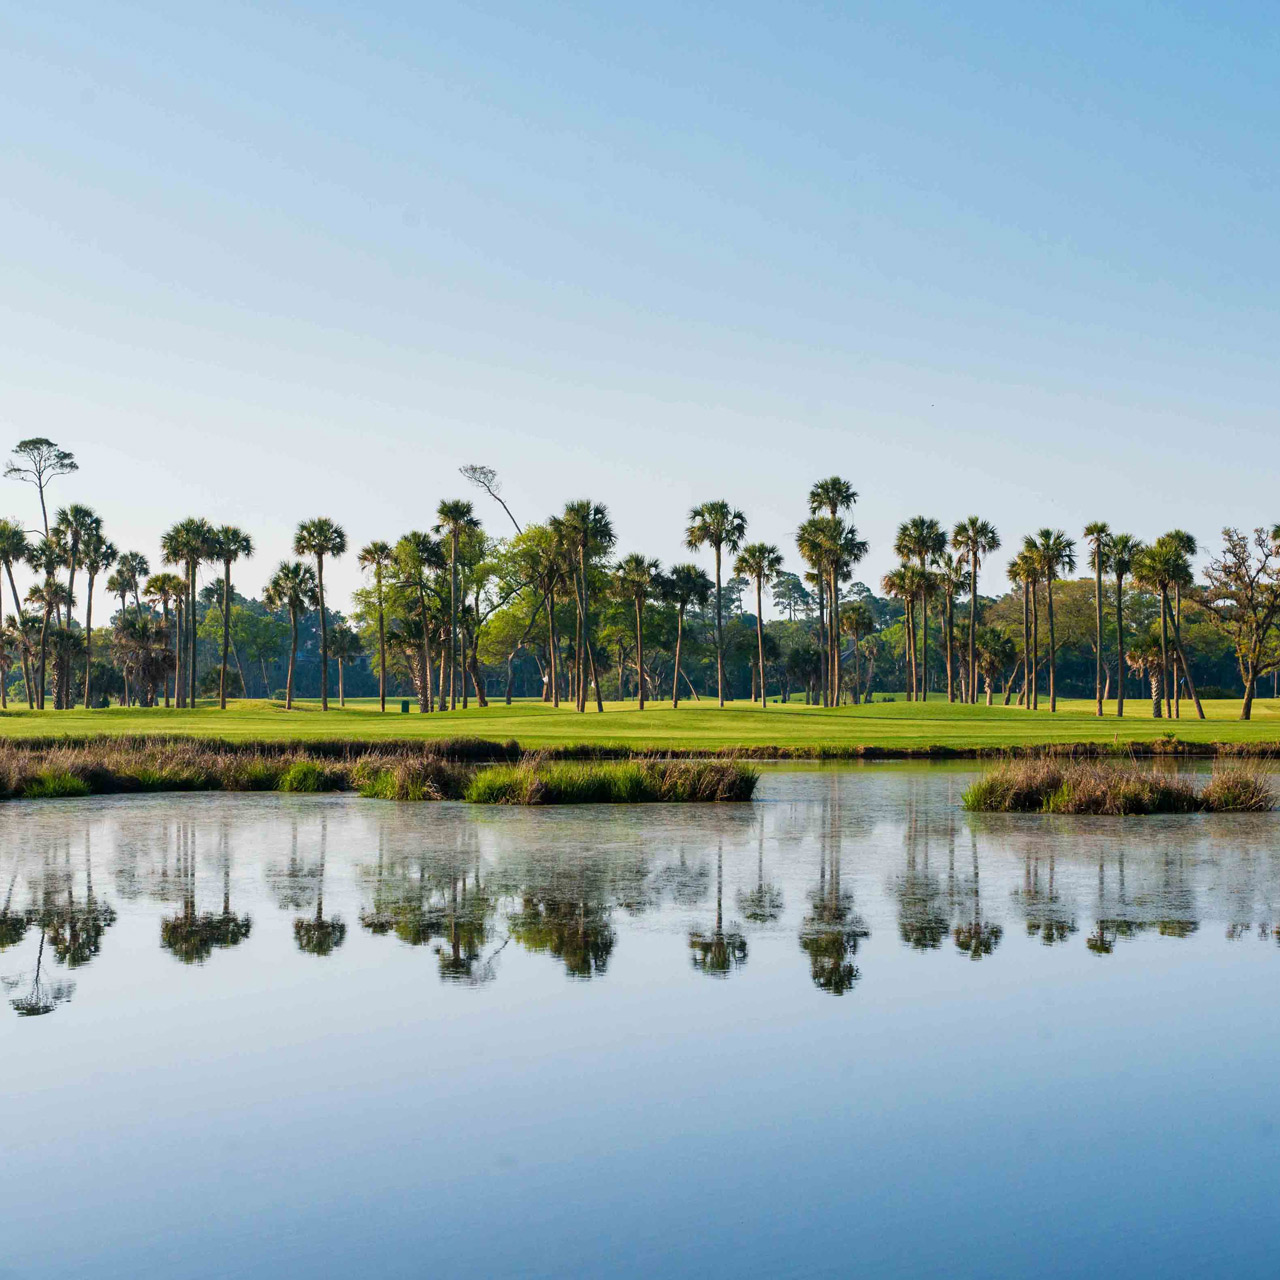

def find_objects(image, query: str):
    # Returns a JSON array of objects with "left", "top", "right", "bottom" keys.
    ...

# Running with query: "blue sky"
[{"left": 2, "top": 1, "right": 1276, "bottom": 609}]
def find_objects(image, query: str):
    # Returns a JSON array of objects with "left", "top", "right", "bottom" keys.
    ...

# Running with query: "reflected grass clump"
[{"left": 963, "top": 759, "right": 1275, "bottom": 815}]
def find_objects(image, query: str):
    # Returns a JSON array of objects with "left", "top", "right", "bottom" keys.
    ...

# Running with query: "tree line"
[{"left": 2, "top": 439, "right": 1278, "bottom": 718}]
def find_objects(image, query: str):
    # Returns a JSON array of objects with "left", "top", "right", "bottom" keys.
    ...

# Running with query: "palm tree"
[
  {"left": 432, "top": 501, "right": 480, "bottom": 711},
  {"left": 263, "top": 561, "right": 317, "bottom": 709},
  {"left": 685, "top": 501, "right": 747, "bottom": 706},
  {"left": 1027, "top": 529, "right": 1076, "bottom": 712},
  {"left": 1164, "top": 529, "right": 1198, "bottom": 717},
  {"left": 1083, "top": 522, "right": 1112, "bottom": 717},
  {"left": 1136, "top": 536, "right": 1205, "bottom": 721},
  {"left": 807, "top": 478, "right": 857, "bottom": 700},
  {"left": 358, "top": 540, "right": 392, "bottom": 712},
  {"left": 143, "top": 572, "right": 184, "bottom": 707},
  {"left": 880, "top": 565, "right": 913, "bottom": 696},
  {"left": 1006, "top": 553, "right": 1033, "bottom": 708},
  {"left": 974, "top": 627, "right": 1017, "bottom": 705},
  {"left": 950, "top": 517, "right": 1001, "bottom": 705},
  {"left": 80, "top": 529, "right": 116, "bottom": 709},
  {"left": 161, "top": 518, "right": 214, "bottom": 708},
  {"left": 1108, "top": 534, "right": 1142, "bottom": 718},
  {"left": 734, "top": 543, "right": 783, "bottom": 708},
  {"left": 52, "top": 505, "right": 102, "bottom": 708},
  {"left": 393, "top": 531, "right": 446, "bottom": 712},
  {"left": 116, "top": 550, "right": 150, "bottom": 615},
  {"left": 293, "top": 517, "right": 347, "bottom": 711},
  {"left": 895, "top": 517, "right": 946, "bottom": 700},
  {"left": 0, "top": 518, "right": 33, "bottom": 707},
  {"left": 613, "top": 554, "right": 660, "bottom": 708},
  {"left": 936, "top": 551, "right": 967, "bottom": 702},
  {"left": 796, "top": 517, "right": 832, "bottom": 704},
  {"left": 329, "top": 624, "right": 362, "bottom": 706},
  {"left": 560, "top": 500, "right": 615, "bottom": 713},
  {"left": 25, "top": 536, "right": 63, "bottom": 708},
  {"left": 663, "top": 563, "right": 712, "bottom": 708},
  {"left": 208, "top": 526, "right": 253, "bottom": 710}
]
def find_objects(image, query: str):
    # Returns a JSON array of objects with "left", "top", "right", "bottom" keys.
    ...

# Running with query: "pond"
[{"left": 4, "top": 769, "right": 1279, "bottom": 1278}]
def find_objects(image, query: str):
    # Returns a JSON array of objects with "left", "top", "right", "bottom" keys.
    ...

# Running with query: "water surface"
[{"left": 4, "top": 770, "right": 1279, "bottom": 1278}]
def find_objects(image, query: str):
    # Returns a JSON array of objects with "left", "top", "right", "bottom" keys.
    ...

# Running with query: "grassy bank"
[
  {"left": 3, "top": 697, "right": 1280, "bottom": 756},
  {"left": 0, "top": 739, "right": 756, "bottom": 805},
  {"left": 963, "top": 759, "right": 1275, "bottom": 815}
]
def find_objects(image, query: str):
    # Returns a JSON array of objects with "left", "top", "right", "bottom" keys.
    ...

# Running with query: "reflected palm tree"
[
  {"left": 894, "top": 791, "right": 950, "bottom": 950},
  {"left": 437, "top": 858, "right": 497, "bottom": 984},
  {"left": 799, "top": 786, "right": 866, "bottom": 994},
  {"left": 1013, "top": 852, "right": 1077, "bottom": 945},
  {"left": 3, "top": 932, "right": 74, "bottom": 1016},
  {"left": 737, "top": 816, "right": 783, "bottom": 925},
  {"left": 953, "top": 829, "right": 1002, "bottom": 960},
  {"left": 161, "top": 824, "right": 251, "bottom": 964},
  {"left": 689, "top": 843, "right": 748, "bottom": 977},
  {"left": 0, "top": 872, "right": 29, "bottom": 952},
  {"left": 294, "top": 817, "right": 347, "bottom": 957}
]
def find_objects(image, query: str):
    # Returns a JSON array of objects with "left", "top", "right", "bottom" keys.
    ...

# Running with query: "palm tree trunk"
[
  {"left": 219, "top": 560, "right": 232, "bottom": 710},
  {"left": 416, "top": 588, "right": 432, "bottom": 713},
  {"left": 1166, "top": 594, "right": 1204, "bottom": 719},
  {"left": 906, "top": 595, "right": 917, "bottom": 700},
  {"left": 173, "top": 592, "right": 183, "bottom": 708},
  {"left": 36, "top": 605, "right": 49, "bottom": 710},
  {"left": 586, "top": 633, "right": 603, "bottom": 713},
  {"left": 1021, "top": 580, "right": 1031, "bottom": 712},
  {"left": 945, "top": 591, "right": 954, "bottom": 701},
  {"left": 634, "top": 597, "right": 646, "bottom": 709},
  {"left": 286, "top": 608, "right": 298, "bottom": 708},
  {"left": 338, "top": 656, "right": 345, "bottom": 706},
  {"left": 5, "top": 562, "right": 33, "bottom": 708},
  {"left": 968, "top": 552, "right": 978, "bottom": 704},
  {"left": 1046, "top": 574, "right": 1058, "bottom": 712},
  {"left": 816, "top": 574, "right": 827, "bottom": 706},
  {"left": 188, "top": 562, "right": 197, "bottom": 708},
  {"left": 81, "top": 571, "right": 95, "bottom": 709},
  {"left": 1173, "top": 584, "right": 1183, "bottom": 719},
  {"left": 546, "top": 590, "right": 559, "bottom": 708},
  {"left": 1115, "top": 572, "right": 1126, "bottom": 718},
  {"left": 756, "top": 575, "right": 767, "bottom": 711},
  {"left": 376, "top": 571, "right": 386, "bottom": 713},
  {"left": 919, "top": 578, "right": 929, "bottom": 702},
  {"left": 1031, "top": 581, "right": 1040, "bottom": 710},
  {"left": 1159, "top": 587, "right": 1172, "bottom": 721},
  {"left": 672, "top": 606, "right": 685, "bottom": 709},
  {"left": 316, "top": 554, "right": 329, "bottom": 711},
  {"left": 714, "top": 544, "right": 724, "bottom": 706},
  {"left": 448, "top": 533, "right": 458, "bottom": 711},
  {"left": 1094, "top": 558, "right": 1104, "bottom": 716},
  {"left": 830, "top": 570, "right": 840, "bottom": 706}
]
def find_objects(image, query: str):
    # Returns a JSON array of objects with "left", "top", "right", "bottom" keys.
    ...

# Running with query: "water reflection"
[{"left": 4, "top": 774, "right": 1280, "bottom": 1019}]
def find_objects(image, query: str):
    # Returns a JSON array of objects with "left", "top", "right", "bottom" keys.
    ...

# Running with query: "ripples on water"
[{"left": 4, "top": 769, "right": 1279, "bottom": 1278}]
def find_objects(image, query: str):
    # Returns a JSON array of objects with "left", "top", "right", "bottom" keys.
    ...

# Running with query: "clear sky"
[{"left": 2, "top": 1, "right": 1276, "bottom": 614}]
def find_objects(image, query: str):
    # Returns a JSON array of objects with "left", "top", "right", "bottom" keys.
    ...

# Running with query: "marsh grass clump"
[
  {"left": 964, "top": 759, "right": 1276, "bottom": 815},
  {"left": 1200, "top": 767, "right": 1276, "bottom": 813},
  {"left": 352, "top": 756, "right": 470, "bottom": 801},
  {"left": 21, "top": 768, "right": 92, "bottom": 800},
  {"left": 464, "top": 757, "right": 757, "bottom": 805}
]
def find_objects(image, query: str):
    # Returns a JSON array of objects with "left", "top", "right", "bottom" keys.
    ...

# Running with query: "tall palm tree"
[
  {"left": 116, "top": 551, "right": 150, "bottom": 616},
  {"left": 613, "top": 554, "right": 660, "bottom": 709},
  {"left": 1136, "top": 536, "right": 1205, "bottom": 721},
  {"left": 685, "top": 501, "right": 747, "bottom": 707},
  {"left": 796, "top": 517, "right": 832, "bottom": 704},
  {"left": 880, "top": 565, "right": 913, "bottom": 695},
  {"left": 1083, "top": 522, "right": 1112, "bottom": 717},
  {"left": 263, "top": 561, "right": 318, "bottom": 709},
  {"left": 143, "top": 572, "right": 184, "bottom": 707},
  {"left": 1164, "top": 529, "right": 1198, "bottom": 717},
  {"left": 734, "top": 543, "right": 783, "bottom": 709},
  {"left": 560, "top": 500, "right": 615, "bottom": 713},
  {"left": 1108, "top": 534, "right": 1142, "bottom": 718},
  {"left": 663, "top": 563, "right": 712, "bottom": 708},
  {"left": 950, "top": 517, "right": 1001, "bottom": 705},
  {"left": 1027, "top": 529, "right": 1076, "bottom": 712},
  {"left": 1007, "top": 553, "right": 1033, "bottom": 708},
  {"left": 807, "top": 478, "right": 857, "bottom": 700},
  {"left": 432, "top": 501, "right": 479, "bottom": 711},
  {"left": 25, "top": 536, "right": 63, "bottom": 708},
  {"left": 52, "top": 505, "right": 102, "bottom": 708},
  {"left": 293, "top": 517, "right": 347, "bottom": 711},
  {"left": 393, "top": 531, "right": 446, "bottom": 712},
  {"left": 358, "top": 540, "right": 392, "bottom": 712},
  {"left": 936, "top": 551, "right": 967, "bottom": 702},
  {"left": 80, "top": 529, "right": 116, "bottom": 709},
  {"left": 0, "top": 519, "right": 33, "bottom": 707},
  {"left": 895, "top": 517, "right": 946, "bottom": 700},
  {"left": 161, "top": 518, "right": 214, "bottom": 708},
  {"left": 329, "top": 624, "right": 361, "bottom": 707},
  {"left": 839, "top": 599, "right": 876, "bottom": 704},
  {"left": 209, "top": 526, "right": 253, "bottom": 710}
]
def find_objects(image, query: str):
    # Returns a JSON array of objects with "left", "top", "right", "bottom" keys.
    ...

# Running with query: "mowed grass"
[{"left": 3, "top": 695, "right": 1280, "bottom": 752}]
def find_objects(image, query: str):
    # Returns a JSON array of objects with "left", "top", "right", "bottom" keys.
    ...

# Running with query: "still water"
[{"left": 4, "top": 769, "right": 1279, "bottom": 1278}]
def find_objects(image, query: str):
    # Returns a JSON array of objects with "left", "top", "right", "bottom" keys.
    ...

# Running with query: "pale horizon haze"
[{"left": 3, "top": 2, "right": 1277, "bottom": 614}]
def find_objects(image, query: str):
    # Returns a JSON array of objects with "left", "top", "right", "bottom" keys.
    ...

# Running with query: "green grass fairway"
[{"left": 2, "top": 696, "right": 1280, "bottom": 753}]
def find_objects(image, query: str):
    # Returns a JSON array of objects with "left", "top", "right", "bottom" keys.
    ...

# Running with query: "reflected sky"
[{"left": 4, "top": 771, "right": 1280, "bottom": 1278}]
